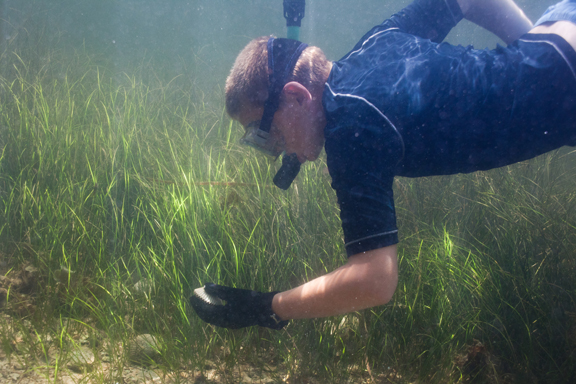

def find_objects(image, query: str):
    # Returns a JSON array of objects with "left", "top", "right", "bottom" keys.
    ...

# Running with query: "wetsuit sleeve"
[
  {"left": 383, "top": 0, "right": 464, "bottom": 43},
  {"left": 325, "top": 126, "right": 399, "bottom": 257}
]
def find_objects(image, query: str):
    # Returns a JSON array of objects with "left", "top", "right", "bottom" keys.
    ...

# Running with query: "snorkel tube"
[
  {"left": 269, "top": 0, "right": 306, "bottom": 190},
  {"left": 245, "top": 3, "right": 307, "bottom": 190},
  {"left": 284, "top": 0, "right": 305, "bottom": 41}
]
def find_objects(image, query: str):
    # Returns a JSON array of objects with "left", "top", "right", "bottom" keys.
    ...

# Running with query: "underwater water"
[{"left": 0, "top": 0, "right": 575, "bottom": 383}]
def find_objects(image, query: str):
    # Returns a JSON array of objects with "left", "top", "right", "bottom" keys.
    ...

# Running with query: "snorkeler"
[{"left": 190, "top": 0, "right": 576, "bottom": 329}]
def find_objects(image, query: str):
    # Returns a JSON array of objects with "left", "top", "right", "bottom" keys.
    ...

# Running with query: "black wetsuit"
[{"left": 323, "top": 0, "right": 576, "bottom": 256}]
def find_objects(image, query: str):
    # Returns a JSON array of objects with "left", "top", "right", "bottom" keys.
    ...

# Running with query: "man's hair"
[{"left": 225, "top": 36, "right": 331, "bottom": 119}]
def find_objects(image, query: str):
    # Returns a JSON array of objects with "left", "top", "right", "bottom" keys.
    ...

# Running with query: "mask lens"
[{"left": 240, "top": 120, "right": 284, "bottom": 158}]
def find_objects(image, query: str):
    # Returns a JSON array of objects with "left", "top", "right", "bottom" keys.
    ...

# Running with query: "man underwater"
[{"left": 190, "top": 0, "right": 576, "bottom": 329}]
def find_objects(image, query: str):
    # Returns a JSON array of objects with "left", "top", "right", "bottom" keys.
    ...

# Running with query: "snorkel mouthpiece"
[{"left": 273, "top": 153, "right": 301, "bottom": 190}]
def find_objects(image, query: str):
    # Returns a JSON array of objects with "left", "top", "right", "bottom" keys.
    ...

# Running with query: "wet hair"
[{"left": 225, "top": 36, "right": 331, "bottom": 120}]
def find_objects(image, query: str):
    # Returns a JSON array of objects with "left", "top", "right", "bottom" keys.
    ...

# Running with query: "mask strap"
[{"left": 259, "top": 38, "right": 308, "bottom": 134}]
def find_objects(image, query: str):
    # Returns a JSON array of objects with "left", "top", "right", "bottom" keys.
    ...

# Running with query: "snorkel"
[
  {"left": 273, "top": 0, "right": 306, "bottom": 190},
  {"left": 284, "top": 0, "right": 305, "bottom": 41},
  {"left": 241, "top": 2, "right": 306, "bottom": 190}
]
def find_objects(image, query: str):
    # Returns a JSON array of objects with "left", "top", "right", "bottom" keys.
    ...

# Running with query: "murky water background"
[
  {"left": 0, "top": 1, "right": 572, "bottom": 383},
  {"left": 0, "top": 0, "right": 556, "bottom": 95}
]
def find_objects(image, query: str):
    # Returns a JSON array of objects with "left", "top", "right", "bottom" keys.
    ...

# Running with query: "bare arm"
[
  {"left": 457, "top": 0, "right": 533, "bottom": 44},
  {"left": 272, "top": 245, "right": 398, "bottom": 320}
]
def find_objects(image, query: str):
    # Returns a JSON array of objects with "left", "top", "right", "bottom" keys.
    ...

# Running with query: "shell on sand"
[{"left": 128, "top": 334, "right": 162, "bottom": 365}]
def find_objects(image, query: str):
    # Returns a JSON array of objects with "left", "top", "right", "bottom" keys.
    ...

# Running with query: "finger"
[
  {"left": 189, "top": 295, "right": 226, "bottom": 326},
  {"left": 193, "top": 286, "right": 223, "bottom": 306},
  {"left": 190, "top": 295, "right": 243, "bottom": 329}
]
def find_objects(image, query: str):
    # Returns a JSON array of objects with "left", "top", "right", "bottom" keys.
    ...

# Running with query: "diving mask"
[{"left": 240, "top": 120, "right": 285, "bottom": 159}]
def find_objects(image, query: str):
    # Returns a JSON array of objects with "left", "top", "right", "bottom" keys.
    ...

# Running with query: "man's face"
[{"left": 237, "top": 87, "right": 325, "bottom": 164}]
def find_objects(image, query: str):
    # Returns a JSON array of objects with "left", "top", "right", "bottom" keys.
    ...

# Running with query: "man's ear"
[{"left": 282, "top": 82, "right": 312, "bottom": 106}]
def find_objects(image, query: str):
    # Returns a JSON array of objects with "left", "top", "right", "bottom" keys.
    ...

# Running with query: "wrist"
[
  {"left": 271, "top": 292, "right": 288, "bottom": 321},
  {"left": 258, "top": 291, "right": 289, "bottom": 329}
]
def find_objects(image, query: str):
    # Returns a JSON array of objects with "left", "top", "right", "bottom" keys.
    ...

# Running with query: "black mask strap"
[
  {"left": 259, "top": 38, "right": 308, "bottom": 134},
  {"left": 259, "top": 38, "right": 308, "bottom": 190}
]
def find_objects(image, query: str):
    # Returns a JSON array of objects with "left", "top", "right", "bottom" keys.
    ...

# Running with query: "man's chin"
[
  {"left": 300, "top": 145, "right": 324, "bottom": 163},
  {"left": 307, "top": 149, "right": 323, "bottom": 162}
]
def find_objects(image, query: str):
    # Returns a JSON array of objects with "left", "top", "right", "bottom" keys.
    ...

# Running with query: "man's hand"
[{"left": 189, "top": 283, "right": 288, "bottom": 330}]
